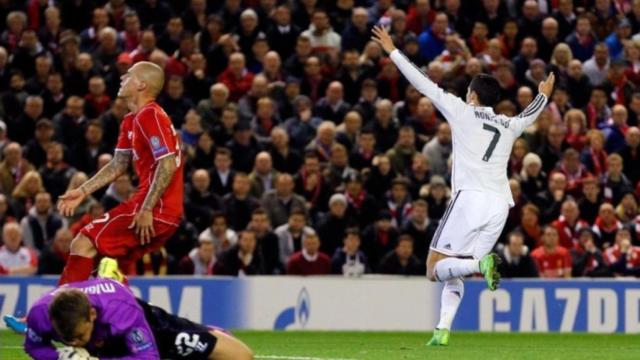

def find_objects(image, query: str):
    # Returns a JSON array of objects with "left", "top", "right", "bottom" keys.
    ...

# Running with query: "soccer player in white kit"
[{"left": 372, "top": 26, "right": 555, "bottom": 346}]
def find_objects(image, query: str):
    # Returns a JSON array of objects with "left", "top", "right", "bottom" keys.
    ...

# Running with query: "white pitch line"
[
  {"left": 0, "top": 346, "right": 24, "bottom": 349},
  {"left": 256, "top": 356, "right": 357, "bottom": 360}
]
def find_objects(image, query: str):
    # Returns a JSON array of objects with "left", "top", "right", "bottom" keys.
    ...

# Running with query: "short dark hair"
[
  {"left": 216, "top": 147, "right": 231, "bottom": 158},
  {"left": 252, "top": 208, "right": 268, "bottom": 217},
  {"left": 398, "top": 234, "right": 414, "bottom": 244},
  {"left": 507, "top": 231, "right": 524, "bottom": 243},
  {"left": 469, "top": 74, "right": 501, "bottom": 107},
  {"left": 212, "top": 211, "right": 227, "bottom": 222},
  {"left": 49, "top": 289, "right": 92, "bottom": 343},
  {"left": 360, "top": 128, "right": 375, "bottom": 136},
  {"left": 290, "top": 208, "right": 307, "bottom": 219},
  {"left": 87, "top": 119, "right": 102, "bottom": 130},
  {"left": 304, "top": 150, "right": 319, "bottom": 161},
  {"left": 345, "top": 227, "right": 360, "bottom": 238}
]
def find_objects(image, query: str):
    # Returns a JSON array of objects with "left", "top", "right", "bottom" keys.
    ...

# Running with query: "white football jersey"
[{"left": 390, "top": 50, "right": 548, "bottom": 207}]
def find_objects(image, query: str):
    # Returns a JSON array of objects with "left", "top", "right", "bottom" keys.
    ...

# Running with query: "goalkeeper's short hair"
[{"left": 49, "top": 289, "right": 92, "bottom": 343}]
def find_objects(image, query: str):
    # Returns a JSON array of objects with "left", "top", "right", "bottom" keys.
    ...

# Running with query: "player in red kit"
[
  {"left": 56, "top": 61, "right": 183, "bottom": 284},
  {"left": 530, "top": 226, "right": 572, "bottom": 278}
]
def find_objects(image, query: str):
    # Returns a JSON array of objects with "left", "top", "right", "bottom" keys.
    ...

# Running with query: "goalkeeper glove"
[{"left": 57, "top": 346, "right": 98, "bottom": 360}]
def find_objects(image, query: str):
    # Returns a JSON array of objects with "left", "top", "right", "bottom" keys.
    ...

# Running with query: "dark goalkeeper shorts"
[{"left": 137, "top": 298, "right": 217, "bottom": 359}]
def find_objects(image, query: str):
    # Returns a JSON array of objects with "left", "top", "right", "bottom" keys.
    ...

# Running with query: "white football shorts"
[{"left": 430, "top": 190, "right": 509, "bottom": 259}]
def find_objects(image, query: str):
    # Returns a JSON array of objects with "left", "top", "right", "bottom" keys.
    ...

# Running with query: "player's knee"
[
  {"left": 426, "top": 266, "right": 438, "bottom": 282},
  {"left": 70, "top": 234, "right": 97, "bottom": 258}
]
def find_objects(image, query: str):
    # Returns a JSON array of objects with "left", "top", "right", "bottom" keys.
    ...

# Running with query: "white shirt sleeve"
[
  {"left": 389, "top": 49, "right": 466, "bottom": 122},
  {"left": 510, "top": 93, "right": 549, "bottom": 135}
]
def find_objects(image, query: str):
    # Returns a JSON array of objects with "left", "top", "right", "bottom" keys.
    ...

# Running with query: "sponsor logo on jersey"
[
  {"left": 27, "top": 328, "right": 42, "bottom": 343},
  {"left": 130, "top": 328, "right": 153, "bottom": 353},
  {"left": 150, "top": 136, "right": 168, "bottom": 157},
  {"left": 150, "top": 136, "right": 161, "bottom": 149}
]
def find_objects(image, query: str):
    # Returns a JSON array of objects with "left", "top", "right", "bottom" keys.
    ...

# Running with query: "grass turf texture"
[{"left": 1, "top": 330, "right": 639, "bottom": 359}]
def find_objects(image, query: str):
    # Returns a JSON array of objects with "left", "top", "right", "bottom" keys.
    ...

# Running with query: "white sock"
[
  {"left": 436, "top": 278, "right": 465, "bottom": 330},
  {"left": 434, "top": 258, "right": 479, "bottom": 281}
]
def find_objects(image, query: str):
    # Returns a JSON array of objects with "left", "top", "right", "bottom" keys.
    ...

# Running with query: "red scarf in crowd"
[
  {"left": 594, "top": 217, "right": 622, "bottom": 234},
  {"left": 554, "top": 215, "right": 589, "bottom": 249},
  {"left": 590, "top": 148, "right": 608, "bottom": 176},
  {"left": 377, "top": 229, "right": 390, "bottom": 247},
  {"left": 346, "top": 190, "right": 366, "bottom": 210},
  {"left": 300, "top": 170, "right": 323, "bottom": 206}
]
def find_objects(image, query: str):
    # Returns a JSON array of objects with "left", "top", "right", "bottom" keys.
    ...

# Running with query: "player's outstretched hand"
[
  {"left": 129, "top": 209, "right": 155, "bottom": 245},
  {"left": 539, "top": 72, "right": 556, "bottom": 98},
  {"left": 57, "top": 188, "right": 86, "bottom": 217},
  {"left": 371, "top": 26, "right": 396, "bottom": 54}
]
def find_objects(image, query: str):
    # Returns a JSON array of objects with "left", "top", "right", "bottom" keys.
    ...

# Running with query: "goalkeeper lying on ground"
[{"left": 8, "top": 258, "right": 253, "bottom": 360}]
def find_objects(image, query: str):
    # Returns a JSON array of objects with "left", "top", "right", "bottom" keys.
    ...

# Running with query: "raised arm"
[
  {"left": 371, "top": 26, "right": 464, "bottom": 120},
  {"left": 511, "top": 72, "right": 555, "bottom": 135}
]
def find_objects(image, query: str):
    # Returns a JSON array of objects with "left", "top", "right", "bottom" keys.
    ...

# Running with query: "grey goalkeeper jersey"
[{"left": 389, "top": 49, "right": 548, "bottom": 207}]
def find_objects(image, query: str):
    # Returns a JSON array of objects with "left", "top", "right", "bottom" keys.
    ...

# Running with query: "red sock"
[{"left": 58, "top": 255, "right": 94, "bottom": 286}]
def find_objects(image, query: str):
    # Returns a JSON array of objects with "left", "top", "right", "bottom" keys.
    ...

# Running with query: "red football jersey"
[
  {"left": 603, "top": 245, "right": 640, "bottom": 268},
  {"left": 115, "top": 102, "right": 184, "bottom": 222},
  {"left": 530, "top": 246, "right": 572, "bottom": 278}
]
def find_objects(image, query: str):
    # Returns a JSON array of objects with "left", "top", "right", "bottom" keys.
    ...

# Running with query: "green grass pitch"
[{"left": 1, "top": 330, "right": 639, "bottom": 359}]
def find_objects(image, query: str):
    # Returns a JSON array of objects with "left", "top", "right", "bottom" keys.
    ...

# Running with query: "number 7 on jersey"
[{"left": 482, "top": 124, "right": 501, "bottom": 162}]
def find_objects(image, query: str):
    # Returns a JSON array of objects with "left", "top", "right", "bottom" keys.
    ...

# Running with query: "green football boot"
[
  {"left": 97, "top": 257, "right": 125, "bottom": 283},
  {"left": 479, "top": 253, "right": 501, "bottom": 291},
  {"left": 426, "top": 328, "right": 450, "bottom": 346}
]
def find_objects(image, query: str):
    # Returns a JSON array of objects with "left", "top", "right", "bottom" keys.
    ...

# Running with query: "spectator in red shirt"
[
  {"left": 217, "top": 52, "right": 254, "bottom": 102},
  {"left": 592, "top": 203, "right": 624, "bottom": 249},
  {"left": 555, "top": 148, "right": 589, "bottom": 197},
  {"left": 553, "top": 198, "right": 590, "bottom": 250},
  {"left": 406, "top": 0, "right": 435, "bottom": 35},
  {"left": 286, "top": 232, "right": 331, "bottom": 275},
  {"left": 604, "top": 227, "right": 640, "bottom": 276},
  {"left": 531, "top": 226, "right": 572, "bottom": 278}
]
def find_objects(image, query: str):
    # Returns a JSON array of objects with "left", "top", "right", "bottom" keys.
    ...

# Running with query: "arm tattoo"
[
  {"left": 80, "top": 151, "right": 132, "bottom": 195},
  {"left": 141, "top": 154, "right": 177, "bottom": 211}
]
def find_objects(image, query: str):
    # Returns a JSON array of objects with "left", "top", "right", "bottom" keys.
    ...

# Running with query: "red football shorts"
[{"left": 80, "top": 201, "right": 179, "bottom": 264}]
